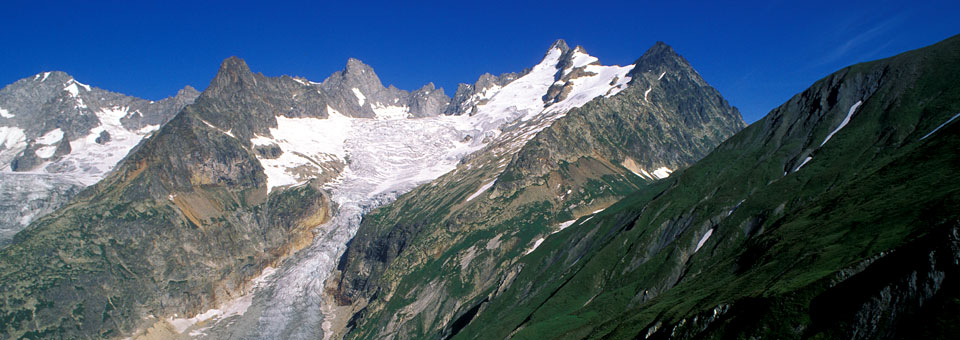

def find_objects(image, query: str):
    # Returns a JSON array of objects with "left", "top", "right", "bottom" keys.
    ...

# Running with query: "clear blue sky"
[{"left": 1, "top": 0, "right": 957, "bottom": 123}]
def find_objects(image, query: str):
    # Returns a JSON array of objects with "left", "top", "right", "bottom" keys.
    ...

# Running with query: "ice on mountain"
[{"left": 0, "top": 107, "right": 13, "bottom": 118}]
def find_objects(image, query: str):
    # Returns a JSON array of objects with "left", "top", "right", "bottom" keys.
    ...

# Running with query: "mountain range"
[{"left": 0, "top": 34, "right": 957, "bottom": 340}]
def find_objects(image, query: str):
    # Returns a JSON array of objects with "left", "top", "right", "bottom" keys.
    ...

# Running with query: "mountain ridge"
[{"left": 0, "top": 39, "right": 708, "bottom": 339}]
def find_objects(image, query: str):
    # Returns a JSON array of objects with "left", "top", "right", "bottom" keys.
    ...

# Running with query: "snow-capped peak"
[{"left": 249, "top": 41, "right": 636, "bottom": 194}]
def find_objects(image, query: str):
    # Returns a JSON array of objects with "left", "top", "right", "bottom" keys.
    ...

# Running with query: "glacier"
[{"left": 157, "top": 44, "right": 637, "bottom": 339}]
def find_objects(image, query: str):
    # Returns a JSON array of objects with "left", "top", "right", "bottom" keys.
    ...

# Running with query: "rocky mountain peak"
[
  {"left": 345, "top": 57, "right": 371, "bottom": 72},
  {"left": 333, "top": 57, "right": 384, "bottom": 92},
  {"left": 34, "top": 71, "right": 74, "bottom": 84},
  {"left": 548, "top": 39, "right": 571, "bottom": 54},
  {"left": 416, "top": 82, "right": 437, "bottom": 92},
  {"left": 626, "top": 41, "right": 707, "bottom": 89},
  {"left": 219, "top": 56, "right": 253, "bottom": 75},
  {"left": 178, "top": 85, "right": 200, "bottom": 97},
  {"left": 206, "top": 56, "right": 257, "bottom": 95},
  {"left": 632, "top": 41, "right": 687, "bottom": 72}
]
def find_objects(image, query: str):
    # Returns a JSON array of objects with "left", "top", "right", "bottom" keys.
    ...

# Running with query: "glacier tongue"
[
  {"left": 196, "top": 113, "right": 481, "bottom": 339},
  {"left": 193, "top": 44, "right": 636, "bottom": 339}
]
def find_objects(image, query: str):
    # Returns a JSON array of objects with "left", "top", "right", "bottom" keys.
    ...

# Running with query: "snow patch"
[
  {"left": 75, "top": 81, "right": 91, "bottom": 92},
  {"left": 351, "top": 88, "right": 366, "bottom": 106},
  {"left": 64, "top": 83, "right": 80, "bottom": 97},
  {"left": 19, "top": 211, "right": 36, "bottom": 226},
  {"left": 547, "top": 63, "right": 634, "bottom": 113},
  {"left": 1, "top": 126, "right": 26, "bottom": 150},
  {"left": 794, "top": 156, "right": 813, "bottom": 172},
  {"left": 695, "top": 229, "right": 713, "bottom": 253},
  {"left": 920, "top": 112, "right": 960, "bottom": 140},
  {"left": 34, "top": 146, "right": 57, "bottom": 158},
  {"left": 820, "top": 100, "right": 862, "bottom": 147},
  {"left": 253, "top": 108, "right": 352, "bottom": 192},
  {"left": 466, "top": 180, "right": 496, "bottom": 202},
  {"left": 0, "top": 107, "right": 12, "bottom": 118},
  {"left": 567, "top": 50, "right": 599, "bottom": 71},
  {"left": 41, "top": 72, "right": 50, "bottom": 82},
  {"left": 557, "top": 219, "right": 577, "bottom": 231},
  {"left": 525, "top": 238, "right": 545, "bottom": 255},
  {"left": 658, "top": 71, "right": 666, "bottom": 80},
  {"left": 644, "top": 87, "right": 652, "bottom": 101},
  {"left": 36, "top": 128, "right": 64, "bottom": 145},
  {"left": 652, "top": 167, "right": 672, "bottom": 179}
]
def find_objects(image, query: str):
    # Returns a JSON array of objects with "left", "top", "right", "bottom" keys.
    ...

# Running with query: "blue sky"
[{"left": 1, "top": 0, "right": 957, "bottom": 123}]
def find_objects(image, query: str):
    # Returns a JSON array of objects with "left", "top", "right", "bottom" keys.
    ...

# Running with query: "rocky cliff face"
[
  {"left": 428, "top": 35, "right": 960, "bottom": 339},
  {"left": 0, "top": 72, "right": 198, "bottom": 244},
  {"left": 330, "top": 41, "right": 744, "bottom": 339}
]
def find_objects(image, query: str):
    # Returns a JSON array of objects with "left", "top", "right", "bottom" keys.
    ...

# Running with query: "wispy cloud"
[{"left": 807, "top": 12, "right": 909, "bottom": 69}]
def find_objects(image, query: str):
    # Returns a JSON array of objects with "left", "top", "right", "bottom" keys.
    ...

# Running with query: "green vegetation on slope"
[{"left": 452, "top": 34, "right": 960, "bottom": 340}]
